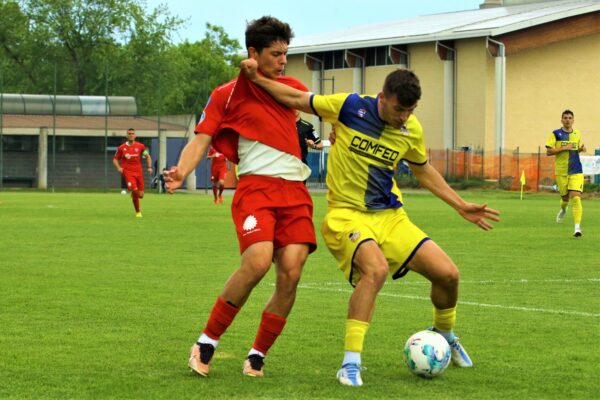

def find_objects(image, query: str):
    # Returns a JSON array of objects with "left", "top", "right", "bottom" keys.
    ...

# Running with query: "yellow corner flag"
[{"left": 520, "top": 170, "right": 526, "bottom": 200}]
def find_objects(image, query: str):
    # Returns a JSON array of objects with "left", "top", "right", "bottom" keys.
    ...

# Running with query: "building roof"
[
  {"left": 288, "top": 0, "right": 600, "bottom": 54},
  {"left": 1, "top": 114, "right": 189, "bottom": 137}
]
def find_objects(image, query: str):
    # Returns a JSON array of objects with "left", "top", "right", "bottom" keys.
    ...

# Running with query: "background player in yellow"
[
  {"left": 545, "top": 109, "right": 586, "bottom": 237},
  {"left": 241, "top": 59, "right": 500, "bottom": 387}
]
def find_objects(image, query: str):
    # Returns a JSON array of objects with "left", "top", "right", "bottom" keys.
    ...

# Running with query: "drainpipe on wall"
[
  {"left": 486, "top": 37, "right": 506, "bottom": 153},
  {"left": 344, "top": 50, "right": 365, "bottom": 94},
  {"left": 304, "top": 53, "right": 325, "bottom": 134},
  {"left": 436, "top": 41, "right": 456, "bottom": 151}
]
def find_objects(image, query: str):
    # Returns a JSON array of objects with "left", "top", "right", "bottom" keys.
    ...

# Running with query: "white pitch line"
[
  {"left": 301, "top": 278, "right": 600, "bottom": 286},
  {"left": 296, "top": 284, "right": 600, "bottom": 318}
]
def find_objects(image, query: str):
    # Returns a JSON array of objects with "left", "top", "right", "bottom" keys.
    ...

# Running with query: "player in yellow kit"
[
  {"left": 545, "top": 109, "right": 586, "bottom": 237},
  {"left": 241, "top": 59, "right": 500, "bottom": 387}
]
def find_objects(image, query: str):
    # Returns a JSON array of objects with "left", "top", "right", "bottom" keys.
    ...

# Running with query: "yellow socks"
[
  {"left": 433, "top": 306, "right": 456, "bottom": 332},
  {"left": 560, "top": 199, "right": 569, "bottom": 211},
  {"left": 344, "top": 319, "right": 369, "bottom": 353},
  {"left": 571, "top": 196, "right": 582, "bottom": 225}
]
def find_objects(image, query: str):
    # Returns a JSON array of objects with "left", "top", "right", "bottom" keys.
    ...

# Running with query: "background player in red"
[
  {"left": 164, "top": 16, "right": 316, "bottom": 378},
  {"left": 207, "top": 146, "right": 227, "bottom": 204},
  {"left": 113, "top": 128, "right": 153, "bottom": 217}
]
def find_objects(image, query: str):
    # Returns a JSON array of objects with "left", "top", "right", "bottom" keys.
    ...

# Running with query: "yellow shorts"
[
  {"left": 321, "top": 207, "right": 429, "bottom": 286},
  {"left": 556, "top": 174, "right": 584, "bottom": 196}
]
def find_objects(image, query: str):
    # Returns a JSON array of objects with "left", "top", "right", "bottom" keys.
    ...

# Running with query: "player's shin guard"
[
  {"left": 433, "top": 306, "right": 457, "bottom": 333},
  {"left": 572, "top": 196, "right": 582, "bottom": 225},
  {"left": 203, "top": 297, "right": 240, "bottom": 341},
  {"left": 252, "top": 311, "right": 286, "bottom": 355},
  {"left": 344, "top": 319, "right": 369, "bottom": 353}
]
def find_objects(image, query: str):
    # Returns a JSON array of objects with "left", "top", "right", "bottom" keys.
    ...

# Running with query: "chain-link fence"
[{"left": 3, "top": 136, "right": 599, "bottom": 192}]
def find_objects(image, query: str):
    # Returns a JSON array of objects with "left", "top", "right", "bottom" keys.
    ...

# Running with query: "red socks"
[
  {"left": 202, "top": 300, "right": 286, "bottom": 355},
  {"left": 203, "top": 297, "right": 240, "bottom": 340},
  {"left": 252, "top": 311, "right": 287, "bottom": 355},
  {"left": 131, "top": 191, "right": 140, "bottom": 212}
]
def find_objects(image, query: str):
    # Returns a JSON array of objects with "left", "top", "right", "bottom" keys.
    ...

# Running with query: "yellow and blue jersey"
[
  {"left": 545, "top": 129, "right": 582, "bottom": 175},
  {"left": 310, "top": 93, "right": 427, "bottom": 211}
]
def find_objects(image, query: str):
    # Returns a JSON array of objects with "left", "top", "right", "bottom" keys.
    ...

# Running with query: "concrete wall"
[
  {"left": 455, "top": 38, "right": 490, "bottom": 151},
  {"left": 408, "top": 43, "right": 446, "bottom": 150},
  {"left": 284, "top": 31, "right": 600, "bottom": 154},
  {"left": 504, "top": 32, "right": 600, "bottom": 152}
]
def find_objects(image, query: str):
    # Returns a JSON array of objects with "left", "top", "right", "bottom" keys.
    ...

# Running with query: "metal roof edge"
[{"left": 288, "top": 2, "right": 600, "bottom": 54}]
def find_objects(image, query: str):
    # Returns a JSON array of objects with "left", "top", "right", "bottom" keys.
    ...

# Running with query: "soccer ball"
[{"left": 403, "top": 330, "right": 451, "bottom": 378}]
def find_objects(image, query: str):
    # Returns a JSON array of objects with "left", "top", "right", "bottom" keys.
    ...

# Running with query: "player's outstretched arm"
[
  {"left": 240, "top": 58, "right": 313, "bottom": 114},
  {"left": 410, "top": 162, "right": 500, "bottom": 230},
  {"left": 164, "top": 133, "right": 212, "bottom": 193}
]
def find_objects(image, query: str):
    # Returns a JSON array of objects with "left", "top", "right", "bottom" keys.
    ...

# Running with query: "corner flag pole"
[{"left": 520, "top": 169, "right": 526, "bottom": 200}]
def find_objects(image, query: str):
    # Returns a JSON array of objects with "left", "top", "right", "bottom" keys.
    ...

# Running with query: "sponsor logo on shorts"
[
  {"left": 349, "top": 231, "right": 361, "bottom": 242},
  {"left": 242, "top": 215, "right": 260, "bottom": 236}
]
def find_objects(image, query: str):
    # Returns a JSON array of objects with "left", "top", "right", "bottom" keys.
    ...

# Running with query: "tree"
[
  {"left": 159, "top": 24, "right": 242, "bottom": 116},
  {"left": 0, "top": 0, "right": 242, "bottom": 116}
]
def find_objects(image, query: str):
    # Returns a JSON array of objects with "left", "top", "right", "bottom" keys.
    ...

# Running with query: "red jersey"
[
  {"left": 195, "top": 72, "right": 307, "bottom": 164},
  {"left": 208, "top": 146, "right": 227, "bottom": 170},
  {"left": 114, "top": 141, "right": 147, "bottom": 174}
]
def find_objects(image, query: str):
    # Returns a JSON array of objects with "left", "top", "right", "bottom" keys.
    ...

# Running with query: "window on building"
[
  {"left": 2, "top": 135, "right": 38, "bottom": 152},
  {"left": 311, "top": 46, "right": 407, "bottom": 70}
]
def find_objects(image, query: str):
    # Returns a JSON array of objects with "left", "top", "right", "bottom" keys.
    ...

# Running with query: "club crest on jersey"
[
  {"left": 357, "top": 108, "right": 367, "bottom": 118},
  {"left": 400, "top": 125, "right": 410, "bottom": 136},
  {"left": 349, "top": 231, "right": 361, "bottom": 242}
]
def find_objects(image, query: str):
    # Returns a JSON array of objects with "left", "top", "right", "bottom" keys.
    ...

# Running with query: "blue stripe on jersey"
[
  {"left": 568, "top": 151, "right": 583, "bottom": 174},
  {"left": 553, "top": 129, "right": 582, "bottom": 174},
  {"left": 365, "top": 165, "right": 402, "bottom": 210},
  {"left": 552, "top": 129, "right": 569, "bottom": 141},
  {"left": 338, "top": 94, "right": 385, "bottom": 139}
]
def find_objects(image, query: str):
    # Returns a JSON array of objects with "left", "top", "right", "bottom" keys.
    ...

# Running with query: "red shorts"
[
  {"left": 123, "top": 171, "right": 144, "bottom": 192},
  {"left": 231, "top": 175, "right": 317, "bottom": 255},
  {"left": 211, "top": 166, "right": 227, "bottom": 182}
]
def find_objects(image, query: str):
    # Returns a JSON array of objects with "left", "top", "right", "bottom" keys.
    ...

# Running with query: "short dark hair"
[
  {"left": 562, "top": 109, "right": 574, "bottom": 118},
  {"left": 245, "top": 16, "right": 294, "bottom": 53},
  {"left": 382, "top": 69, "right": 422, "bottom": 107},
  {"left": 127, "top": 128, "right": 135, "bottom": 132}
]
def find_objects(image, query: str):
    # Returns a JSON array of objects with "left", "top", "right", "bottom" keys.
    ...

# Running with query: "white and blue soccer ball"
[{"left": 403, "top": 330, "right": 451, "bottom": 378}]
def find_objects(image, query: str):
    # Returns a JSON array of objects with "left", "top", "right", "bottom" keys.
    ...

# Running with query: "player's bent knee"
[
  {"left": 433, "top": 266, "right": 460, "bottom": 287},
  {"left": 360, "top": 264, "right": 389, "bottom": 287},
  {"left": 244, "top": 259, "right": 273, "bottom": 279}
]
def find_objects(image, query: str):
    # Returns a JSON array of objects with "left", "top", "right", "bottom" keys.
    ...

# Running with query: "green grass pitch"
[{"left": 0, "top": 190, "right": 598, "bottom": 399}]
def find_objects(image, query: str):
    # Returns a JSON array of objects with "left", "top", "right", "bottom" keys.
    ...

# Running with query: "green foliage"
[
  {"left": 0, "top": 191, "right": 598, "bottom": 399},
  {"left": 584, "top": 182, "right": 600, "bottom": 192},
  {"left": 0, "top": 0, "right": 241, "bottom": 115}
]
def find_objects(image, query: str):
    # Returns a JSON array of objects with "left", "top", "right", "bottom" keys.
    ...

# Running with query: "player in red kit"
[
  {"left": 113, "top": 128, "right": 153, "bottom": 217},
  {"left": 207, "top": 146, "right": 227, "bottom": 204},
  {"left": 164, "top": 16, "right": 316, "bottom": 378}
]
